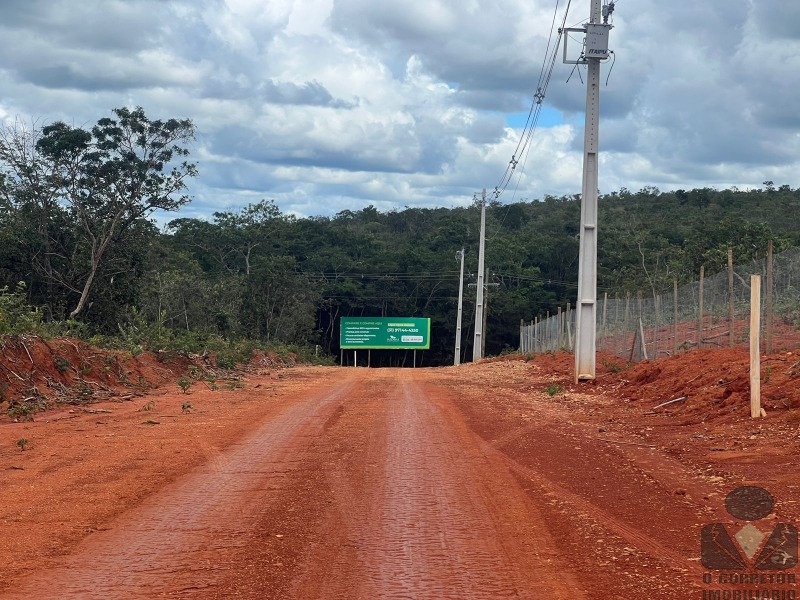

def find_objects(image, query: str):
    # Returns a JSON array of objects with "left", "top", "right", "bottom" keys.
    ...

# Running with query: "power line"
[
  {"left": 494, "top": 271, "right": 615, "bottom": 292},
  {"left": 488, "top": 0, "right": 573, "bottom": 205},
  {"left": 308, "top": 269, "right": 609, "bottom": 291},
  {"left": 320, "top": 295, "right": 460, "bottom": 300},
  {"left": 486, "top": 0, "right": 573, "bottom": 239},
  {"left": 307, "top": 272, "right": 460, "bottom": 281}
]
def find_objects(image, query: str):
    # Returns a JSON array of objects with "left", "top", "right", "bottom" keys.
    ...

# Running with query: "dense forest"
[{"left": 1, "top": 109, "right": 798, "bottom": 365}]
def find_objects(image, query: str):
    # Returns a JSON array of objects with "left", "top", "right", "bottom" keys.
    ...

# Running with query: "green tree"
[{"left": 1, "top": 107, "right": 196, "bottom": 320}]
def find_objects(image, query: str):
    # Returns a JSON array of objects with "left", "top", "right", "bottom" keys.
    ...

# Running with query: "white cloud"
[
  {"left": 0, "top": 0, "right": 799, "bottom": 222},
  {"left": 286, "top": 0, "right": 334, "bottom": 35}
]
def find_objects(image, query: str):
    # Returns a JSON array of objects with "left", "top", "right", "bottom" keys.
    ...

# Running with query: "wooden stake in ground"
[
  {"left": 566, "top": 302, "right": 572, "bottom": 351},
  {"left": 629, "top": 318, "right": 649, "bottom": 363},
  {"left": 624, "top": 291, "right": 630, "bottom": 333},
  {"left": 728, "top": 248, "right": 735, "bottom": 347},
  {"left": 639, "top": 318, "right": 649, "bottom": 361},
  {"left": 750, "top": 274, "right": 762, "bottom": 419},
  {"left": 654, "top": 294, "right": 661, "bottom": 361},
  {"left": 766, "top": 239, "right": 774, "bottom": 355},
  {"left": 673, "top": 279, "right": 679, "bottom": 354},
  {"left": 698, "top": 266, "right": 705, "bottom": 348}
]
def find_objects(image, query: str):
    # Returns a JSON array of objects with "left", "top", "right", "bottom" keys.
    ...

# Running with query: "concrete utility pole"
[
  {"left": 480, "top": 266, "right": 499, "bottom": 358},
  {"left": 564, "top": 0, "right": 613, "bottom": 383},
  {"left": 470, "top": 265, "right": 499, "bottom": 359},
  {"left": 482, "top": 266, "right": 490, "bottom": 358},
  {"left": 472, "top": 190, "right": 487, "bottom": 362},
  {"left": 454, "top": 248, "right": 465, "bottom": 365}
]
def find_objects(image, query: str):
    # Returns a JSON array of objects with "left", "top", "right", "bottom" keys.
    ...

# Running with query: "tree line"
[{"left": 2, "top": 108, "right": 798, "bottom": 365}]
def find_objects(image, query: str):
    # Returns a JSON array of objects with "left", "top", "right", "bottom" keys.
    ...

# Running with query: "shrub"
[
  {"left": 544, "top": 383, "right": 564, "bottom": 397},
  {"left": 0, "top": 283, "right": 45, "bottom": 335},
  {"left": 7, "top": 395, "right": 48, "bottom": 420},
  {"left": 215, "top": 351, "right": 236, "bottom": 369},
  {"left": 177, "top": 376, "right": 191, "bottom": 394},
  {"left": 117, "top": 307, "right": 172, "bottom": 354},
  {"left": 600, "top": 358, "right": 625, "bottom": 373}
]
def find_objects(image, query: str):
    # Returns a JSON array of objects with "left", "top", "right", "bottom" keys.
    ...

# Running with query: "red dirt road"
[{"left": 2, "top": 358, "right": 798, "bottom": 598}]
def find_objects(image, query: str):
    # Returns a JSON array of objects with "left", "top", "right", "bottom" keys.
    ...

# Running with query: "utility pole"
[
  {"left": 472, "top": 190, "right": 486, "bottom": 362},
  {"left": 470, "top": 265, "right": 499, "bottom": 359},
  {"left": 481, "top": 266, "right": 499, "bottom": 358},
  {"left": 482, "top": 266, "right": 489, "bottom": 358},
  {"left": 454, "top": 248, "right": 465, "bottom": 365},
  {"left": 563, "top": 0, "right": 613, "bottom": 383}
]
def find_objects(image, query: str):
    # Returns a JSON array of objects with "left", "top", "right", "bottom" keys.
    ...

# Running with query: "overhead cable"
[{"left": 487, "top": 0, "right": 573, "bottom": 205}]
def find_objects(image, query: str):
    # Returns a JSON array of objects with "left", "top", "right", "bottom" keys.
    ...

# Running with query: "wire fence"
[{"left": 520, "top": 244, "right": 800, "bottom": 361}]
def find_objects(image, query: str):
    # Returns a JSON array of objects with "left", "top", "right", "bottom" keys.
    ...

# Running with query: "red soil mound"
[
  {"left": 0, "top": 336, "right": 191, "bottom": 419},
  {"left": 605, "top": 347, "right": 800, "bottom": 423},
  {"left": 493, "top": 347, "right": 800, "bottom": 424}
]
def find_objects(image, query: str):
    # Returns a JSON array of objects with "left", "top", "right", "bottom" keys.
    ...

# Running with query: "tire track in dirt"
[
  {"left": 3, "top": 364, "right": 721, "bottom": 598},
  {"left": 292, "top": 370, "right": 584, "bottom": 599},
  {"left": 0, "top": 373, "right": 362, "bottom": 600},
  {"left": 486, "top": 421, "right": 708, "bottom": 571},
  {"left": 496, "top": 450, "right": 698, "bottom": 571},
  {"left": 424, "top": 366, "right": 712, "bottom": 595},
  {"left": 365, "top": 377, "right": 529, "bottom": 598}
]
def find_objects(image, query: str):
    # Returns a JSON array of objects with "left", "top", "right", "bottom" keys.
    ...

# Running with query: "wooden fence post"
[
  {"left": 654, "top": 294, "right": 661, "bottom": 360},
  {"left": 624, "top": 292, "right": 631, "bottom": 354},
  {"left": 624, "top": 292, "right": 630, "bottom": 327},
  {"left": 766, "top": 239, "right": 774, "bottom": 354},
  {"left": 750, "top": 274, "right": 762, "bottom": 418},
  {"left": 546, "top": 311, "right": 550, "bottom": 351},
  {"left": 698, "top": 266, "right": 705, "bottom": 348},
  {"left": 728, "top": 248, "right": 735, "bottom": 347},
  {"left": 637, "top": 291, "right": 644, "bottom": 358},
  {"left": 527, "top": 319, "right": 532, "bottom": 353},
  {"left": 568, "top": 302, "right": 574, "bottom": 351},
  {"left": 558, "top": 306, "right": 563, "bottom": 348},
  {"left": 673, "top": 279, "right": 679, "bottom": 354}
]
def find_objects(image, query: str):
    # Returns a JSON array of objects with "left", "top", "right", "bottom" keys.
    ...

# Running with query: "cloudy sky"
[{"left": 1, "top": 0, "right": 798, "bottom": 220}]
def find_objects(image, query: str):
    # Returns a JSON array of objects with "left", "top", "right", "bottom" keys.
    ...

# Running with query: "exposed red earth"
[{"left": 0, "top": 338, "right": 798, "bottom": 598}]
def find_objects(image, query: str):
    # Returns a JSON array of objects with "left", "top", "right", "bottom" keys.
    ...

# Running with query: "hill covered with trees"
[{"left": 2, "top": 110, "right": 798, "bottom": 365}]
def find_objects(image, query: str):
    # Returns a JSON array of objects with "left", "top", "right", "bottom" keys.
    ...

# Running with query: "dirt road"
[{"left": 2, "top": 361, "right": 798, "bottom": 598}]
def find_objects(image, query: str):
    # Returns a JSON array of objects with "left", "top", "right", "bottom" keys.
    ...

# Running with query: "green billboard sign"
[{"left": 340, "top": 317, "right": 431, "bottom": 349}]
